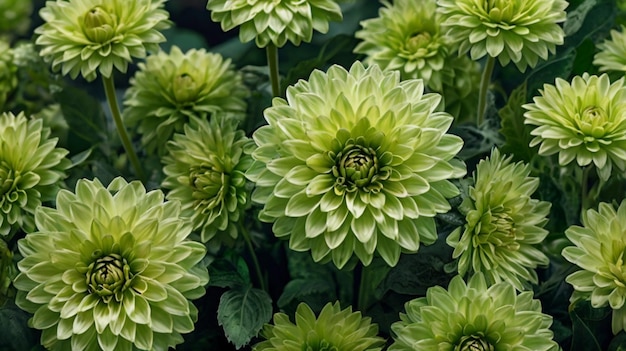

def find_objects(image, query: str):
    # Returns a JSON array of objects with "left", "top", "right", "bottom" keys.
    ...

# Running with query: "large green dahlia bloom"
[
  {"left": 523, "top": 73, "right": 626, "bottom": 181},
  {"left": 35, "top": 0, "right": 170, "bottom": 81},
  {"left": 253, "top": 302, "right": 385, "bottom": 351},
  {"left": 594, "top": 25, "right": 626, "bottom": 74},
  {"left": 562, "top": 200, "right": 626, "bottom": 334},
  {"left": 354, "top": 0, "right": 451, "bottom": 91},
  {"left": 246, "top": 62, "right": 466, "bottom": 268},
  {"left": 0, "top": 111, "right": 69, "bottom": 236},
  {"left": 389, "top": 273, "right": 558, "bottom": 351},
  {"left": 13, "top": 177, "right": 209, "bottom": 351},
  {"left": 124, "top": 45, "right": 248, "bottom": 155},
  {"left": 162, "top": 115, "right": 255, "bottom": 246},
  {"left": 206, "top": 0, "right": 343, "bottom": 48},
  {"left": 447, "top": 149, "right": 551, "bottom": 291},
  {"left": 437, "top": 0, "right": 567, "bottom": 72}
]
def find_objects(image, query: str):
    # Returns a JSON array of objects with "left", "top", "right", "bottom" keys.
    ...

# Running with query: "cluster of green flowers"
[{"left": 9, "top": 0, "right": 624, "bottom": 349}]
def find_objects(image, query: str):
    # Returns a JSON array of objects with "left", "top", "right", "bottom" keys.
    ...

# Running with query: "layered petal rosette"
[
  {"left": 594, "top": 25, "right": 626, "bottom": 74},
  {"left": 437, "top": 0, "right": 567, "bottom": 72},
  {"left": 253, "top": 302, "right": 385, "bottom": 351},
  {"left": 162, "top": 115, "right": 255, "bottom": 246},
  {"left": 562, "top": 200, "right": 626, "bottom": 334},
  {"left": 35, "top": 0, "right": 170, "bottom": 81},
  {"left": 389, "top": 273, "right": 559, "bottom": 351},
  {"left": 354, "top": 0, "right": 451, "bottom": 91},
  {"left": 206, "top": 0, "right": 343, "bottom": 48},
  {"left": 13, "top": 177, "right": 209, "bottom": 351},
  {"left": 523, "top": 73, "right": 626, "bottom": 181},
  {"left": 124, "top": 45, "right": 248, "bottom": 155},
  {"left": 0, "top": 111, "right": 70, "bottom": 236},
  {"left": 246, "top": 62, "right": 466, "bottom": 268},
  {"left": 447, "top": 149, "right": 551, "bottom": 291}
]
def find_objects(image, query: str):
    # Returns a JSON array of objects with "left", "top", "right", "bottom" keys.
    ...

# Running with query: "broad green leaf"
[
  {"left": 0, "top": 304, "right": 39, "bottom": 350},
  {"left": 54, "top": 87, "right": 106, "bottom": 155},
  {"left": 499, "top": 81, "right": 535, "bottom": 162},
  {"left": 609, "top": 332, "right": 626, "bottom": 351},
  {"left": 217, "top": 286, "right": 272, "bottom": 349},
  {"left": 569, "top": 299, "right": 612, "bottom": 351},
  {"left": 277, "top": 278, "right": 334, "bottom": 310},
  {"left": 208, "top": 252, "right": 251, "bottom": 289}
]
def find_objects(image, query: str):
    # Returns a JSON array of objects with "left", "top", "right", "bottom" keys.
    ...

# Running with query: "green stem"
[
  {"left": 477, "top": 56, "right": 496, "bottom": 126},
  {"left": 241, "top": 224, "right": 267, "bottom": 292},
  {"left": 102, "top": 76, "right": 146, "bottom": 182},
  {"left": 266, "top": 43, "right": 280, "bottom": 97},
  {"left": 357, "top": 264, "right": 369, "bottom": 312},
  {"left": 581, "top": 165, "right": 592, "bottom": 212}
]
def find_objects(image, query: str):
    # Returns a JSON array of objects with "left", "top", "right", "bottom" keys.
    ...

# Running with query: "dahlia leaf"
[
  {"left": 569, "top": 299, "right": 612, "bottom": 351},
  {"left": 217, "top": 285, "right": 272, "bottom": 349},
  {"left": 499, "top": 81, "right": 535, "bottom": 162},
  {"left": 276, "top": 278, "right": 335, "bottom": 310},
  {"left": 208, "top": 252, "right": 251, "bottom": 289}
]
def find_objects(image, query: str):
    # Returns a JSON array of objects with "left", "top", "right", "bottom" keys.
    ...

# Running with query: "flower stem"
[
  {"left": 241, "top": 224, "right": 267, "bottom": 292},
  {"left": 266, "top": 43, "right": 280, "bottom": 97},
  {"left": 477, "top": 56, "right": 496, "bottom": 125},
  {"left": 102, "top": 76, "right": 146, "bottom": 182}
]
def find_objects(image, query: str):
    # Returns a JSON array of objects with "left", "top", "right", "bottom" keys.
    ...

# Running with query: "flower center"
[
  {"left": 406, "top": 31, "right": 433, "bottom": 53},
  {"left": 86, "top": 253, "right": 132, "bottom": 303},
  {"left": 482, "top": 0, "right": 514, "bottom": 23},
  {"left": 83, "top": 6, "right": 115, "bottom": 43},
  {"left": 475, "top": 207, "right": 520, "bottom": 250},
  {"left": 173, "top": 73, "right": 199, "bottom": 103},
  {"left": 189, "top": 165, "right": 228, "bottom": 214},
  {"left": 455, "top": 335, "right": 495, "bottom": 351},
  {"left": 576, "top": 106, "right": 609, "bottom": 141},
  {"left": 332, "top": 143, "right": 385, "bottom": 195}
]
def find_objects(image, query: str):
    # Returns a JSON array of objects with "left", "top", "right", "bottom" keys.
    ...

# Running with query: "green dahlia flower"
[
  {"left": 35, "top": 0, "right": 170, "bottom": 82},
  {"left": 124, "top": 45, "right": 248, "bottom": 156},
  {"left": 0, "top": 0, "right": 33, "bottom": 35},
  {"left": 0, "top": 39, "right": 17, "bottom": 110},
  {"left": 0, "top": 111, "right": 69, "bottom": 236},
  {"left": 447, "top": 149, "right": 551, "bottom": 291},
  {"left": 206, "top": 0, "right": 343, "bottom": 48},
  {"left": 389, "top": 273, "right": 558, "bottom": 351},
  {"left": 523, "top": 73, "right": 626, "bottom": 181},
  {"left": 253, "top": 302, "right": 385, "bottom": 351},
  {"left": 355, "top": 0, "right": 451, "bottom": 91},
  {"left": 562, "top": 200, "right": 626, "bottom": 334},
  {"left": 594, "top": 26, "right": 626, "bottom": 74},
  {"left": 162, "top": 115, "right": 255, "bottom": 245},
  {"left": 437, "top": 0, "right": 567, "bottom": 72},
  {"left": 246, "top": 62, "right": 466, "bottom": 268},
  {"left": 13, "top": 177, "right": 209, "bottom": 351}
]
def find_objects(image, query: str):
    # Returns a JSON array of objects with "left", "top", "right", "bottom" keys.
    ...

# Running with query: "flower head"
[
  {"left": 355, "top": 0, "right": 451, "bottom": 91},
  {"left": 562, "top": 200, "right": 626, "bottom": 334},
  {"left": 437, "top": 0, "right": 567, "bottom": 72},
  {"left": 253, "top": 302, "right": 385, "bottom": 351},
  {"left": 0, "top": 40, "right": 17, "bottom": 110},
  {"left": 523, "top": 73, "right": 626, "bottom": 181},
  {"left": 162, "top": 114, "right": 255, "bottom": 246},
  {"left": 13, "top": 177, "right": 209, "bottom": 351},
  {"left": 35, "top": 0, "right": 170, "bottom": 81},
  {"left": 0, "top": 0, "right": 32, "bottom": 35},
  {"left": 124, "top": 45, "right": 248, "bottom": 155},
  {"left": 447, "top": 149, "right": 551, "bottom": 291},
  {"left": 594, "top": 25, "right": 626, "bottom": 74},
  {"left": 206, "top": 0, "right": 343, "bottom": 48},
  {"left": 0, "top": 111, "right": 70, "bottom": 236},
  {"left": 389, "top": 273, "right": 558, "bottom": 351},
  {"left": 246, "top": 62, "right": 466, "bottom": 268}
]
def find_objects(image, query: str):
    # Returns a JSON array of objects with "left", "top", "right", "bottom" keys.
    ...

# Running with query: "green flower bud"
[{"left": 82, "top": 6, "right": 116, "bottom": 43}]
